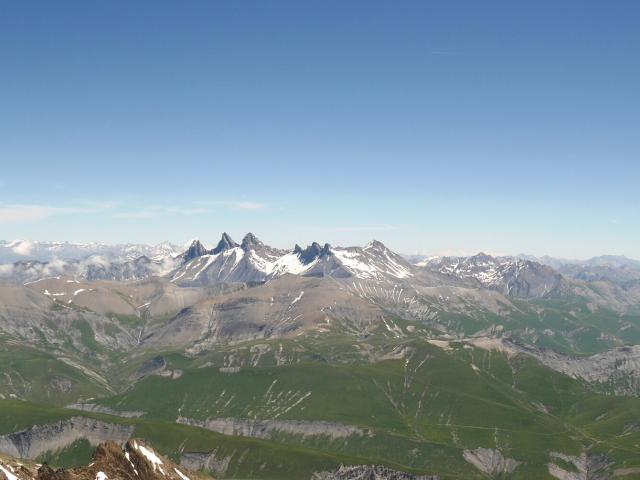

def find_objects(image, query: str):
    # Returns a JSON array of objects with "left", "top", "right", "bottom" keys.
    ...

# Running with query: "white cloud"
[
  {"left": 0, "top": 263, "right": 14, "bottom": 277},
  {"left": 42, "top": 256, "right": 68, "bottom": 275},
  {"left": 10, "top": 239, "right": 34, "bottom": 256}
]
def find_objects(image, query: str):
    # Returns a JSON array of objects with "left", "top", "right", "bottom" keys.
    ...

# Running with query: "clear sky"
[{"left": 1, "top": 1, "right": 638, "bottom": 258}]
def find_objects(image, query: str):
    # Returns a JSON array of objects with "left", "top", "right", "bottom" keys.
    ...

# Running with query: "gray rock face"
[
  {"left": 547, "top": 452, "right": 611, "bottom": 480},
  {"left": 520, "top": 343, "right": 640, "bottom": 395},
  {"left": 48, "top": 377, "right": 73, "bottom": 393},
  {"left": 182, "top": 240, "right": 208, "bottom": 262},
  {"left": 297, "top": 242, "right": 332, "bottom": 265},
  {"left": 176, "top": 416, "right": 365, "bottom": 439},
  {"left": 0, "top": 417, "right": 134, "bottom": 459},
  {"left": 241, "top": 233, "right": 260, "bottom": 250},
  {"left": 311, "top": 465, "right": 439, "bottom": 480},
  {"left": 212, "top": 233, "right": 239, "bottom": 254},
  {"left": 181, "top": 450, "right": 232, "bottom": 477},
  {"left": 462, "top": 448, "right": 521, "bottom": 476},
  {"left": 469, "top": 338, "right": 640, "bottom": 396},
  {"left": 66, "top": 403, "right": 145, "bottom": 418}
]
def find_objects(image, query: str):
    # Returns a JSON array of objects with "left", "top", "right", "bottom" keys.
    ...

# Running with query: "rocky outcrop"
[
  {"left": 66, "top": 404, "right": 145, "bottom": 418},
  {"left": 463, "top": 448, "right": 520, "bottom": 476},
  {"left": 181, "top": 450, "right": 232, "bottom": 477},
  {"left": 311, "top": 465, "right": 439, "bottom": 480},
  {"left": 0, "top": 417, "right": 133, "bottom": 459},
  {"left": 468, "top": 337, "right": 640, "bottom": 396},
  {"left": 533, "top": 346, "right": 640, "bottom": 395},
  {"left": 548, "top": 452, "right": 611, "bottom": 480},
  {"left": 0, "top": 440, "right": 195, "bottom": 480},
  {"left": 176, "top": 416, "right": 365, "bottom": 439}
]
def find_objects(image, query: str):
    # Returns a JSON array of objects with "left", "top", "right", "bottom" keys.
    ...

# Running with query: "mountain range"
[{"left": 2, "top": 233, "right": 640, "bottom": 479}]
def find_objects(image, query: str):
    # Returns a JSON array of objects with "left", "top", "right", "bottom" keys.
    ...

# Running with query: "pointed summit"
[
  {"left": 241, "top": 232, "right": 263, "bottom": 251},
  {"left": 183, "top": 239, "right": 208, "bottom": 261},
  {"left": 212, "top": 232, "right": 239, "bottom": 254},
  {"left": 364, "top": 240, "right": 387, "bottom": 251}
]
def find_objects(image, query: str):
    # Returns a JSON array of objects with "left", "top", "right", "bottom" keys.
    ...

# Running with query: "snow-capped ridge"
[
  {"left": 421, "top": 252, "right": 571, "bottom": 298},
  {"left": 168, "top": 234, "right": 415, "bottom": 285}
]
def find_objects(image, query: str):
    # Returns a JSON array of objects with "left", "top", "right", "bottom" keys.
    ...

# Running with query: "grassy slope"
[
  {"left": 89, "top": 337, "right": 640, "bottom": 478},
  {"left": 0, "top": 336, "right": 110, "bottom": 406},
  {"left": 3, "top": 310, "right": 640, "bottom": 478},
  {"left": 0, "top": 400, "right": 436, "bottom": 480}
]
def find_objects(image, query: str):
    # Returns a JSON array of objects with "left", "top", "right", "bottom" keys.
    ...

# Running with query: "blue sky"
[{"left": 1, "top": 1, "right": 638, "bottom": 258}]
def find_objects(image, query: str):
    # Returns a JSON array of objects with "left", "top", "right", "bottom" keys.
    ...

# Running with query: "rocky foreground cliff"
[{"left": 0, "top": 440, "right": 198, "bottom": 480}]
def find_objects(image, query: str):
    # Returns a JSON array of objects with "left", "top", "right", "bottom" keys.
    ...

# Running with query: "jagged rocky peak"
[
  {"left": 183, "top": 239, "right": 208, "bottom": 262},
  {"left": 296, "top": 242, "right": 332, "bottom": 264},
  {"left": 241, "top": 232, "right": 263, "bottom": 251},
  {"left": 212, "top": 232, "right": 239, "bottom": 254}
]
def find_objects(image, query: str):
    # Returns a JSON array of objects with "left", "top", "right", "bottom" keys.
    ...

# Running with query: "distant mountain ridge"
[
  {"left": 0, "top": 240, "right": 180, "bottom": 263},
  {"left": 169, "top": 234, "right": 414, "bottom": 287},
  {"left": 422, "top": 253, "right": 571, "bottom": 298},
  {"left": 1, "top": 234, "right": 639, "bottom": 306}
]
